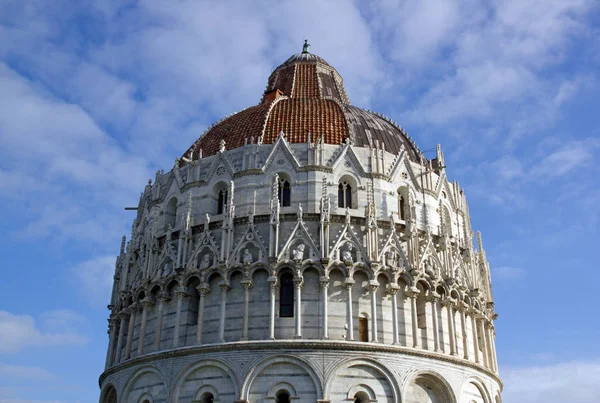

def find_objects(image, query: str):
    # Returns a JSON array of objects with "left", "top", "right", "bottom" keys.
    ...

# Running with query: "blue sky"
[{"left": 0, "top": 1, "right": 599, "bottom": 402}]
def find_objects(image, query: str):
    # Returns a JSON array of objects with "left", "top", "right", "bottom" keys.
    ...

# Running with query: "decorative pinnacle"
[{"left": 302, "top": 39, "right": 310, "bottom": 53}]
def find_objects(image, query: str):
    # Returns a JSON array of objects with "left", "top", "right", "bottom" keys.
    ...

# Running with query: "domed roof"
[{"left": 182, "top": 42, "right": 425, "bottom": 163}]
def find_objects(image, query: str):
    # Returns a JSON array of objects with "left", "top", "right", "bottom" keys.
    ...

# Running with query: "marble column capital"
[
  {"left": 118, "top": 311, "right": 130, "bottom": 320},
  {"left": 140, "top": 298, "right": 155, "bottom": 309},
  {"left": 367, "top": 280, "right": 379, "bottom": 293},
  {"left": 218, "top": 280, "right": 231, "bottom": 291},
  {"left": 267, "top": 276, "right": 278, "bottom": 287},
  {"left": 405, "top": 287, "right": 420, "bottom": 298},
  {"left": 319, "top": 276, "right": 330, "bottom": 288},
  {"left": 343, "top": 278, "right": 355, "bottom": 289},
  {"left": 293, "top": 276, "right": 304, "bottom": 289},
  {"left": 386, "top": 284, "right": 400, "bottom": 295},
  {"left": 241, "top": 279, "right": 253, "bottom": 290},
  {"left": 440, "top": 298, "right": 455, "bottom": 308},
  {"left": 425, "top": 291, "right": 441, "bottom": 302},
  {"left": 157, "top": 292, "right": 170, "bottom": 303},
  {"left": 197, "top": 283, "right": 211, "bottom": 295},
  {"left": 174, "top": 288, "right": 188, "bottom": 299}
]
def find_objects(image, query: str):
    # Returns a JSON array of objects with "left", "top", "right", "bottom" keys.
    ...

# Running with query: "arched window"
[
  {"left": 354, "top": 391, "right": 370, "bottom": 403},
  {"left": 199, "top": 392, "right": 214, "bottom": 403},
  {"left": 358, "top": 316, "right": 369, "bottom": 342},
  {"left": 399, "top": 194, "right": 406, "bottom": 220},
  {"left": 338, "top": 181, "right": 352, "bottom": 208},
  {"left": 276, "top": 390, "right": 291, "bottom": 403},
  {"left": 217, "top": 188, "right": 227, "bottom": 215},
  {"left": 103, "top": 386, "right": 117, "bottom": 403},
  {"left": 417, "top": 292, "right": 427, "bottom": 329},
  {"left": 279, "top": 179, "right": 291, "bottom": 207},
  {"left": 279, "top": 272, "right": 294, "bottom": 317}
]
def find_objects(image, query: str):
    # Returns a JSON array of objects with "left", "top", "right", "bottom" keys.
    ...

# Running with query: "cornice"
[{"left": 99, "top": 340, "right": 502, "bottom": 388}]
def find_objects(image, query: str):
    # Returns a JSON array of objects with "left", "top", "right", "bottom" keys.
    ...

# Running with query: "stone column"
[
  {"left": 490, "top": 325, "right": 498, "bottom": 372},
  {"left": 484, "top": 321, "right": 494, "bottom": 370},
  {"left": 344, "top": 278, "right": 355, "bottom": 341},
  {"left": 368, "top": 281, "right": 379, "bottom": 342},
  {"left": 320, "top": 277, "right": 330, "bottom": 339},
  {"left": 427, "top": 294, "right": 440, "bottom": 352},
  {"left": 124, "top": 304, "right": 138, "bottom": 360},
  {"left": 475, "top": 316, "right": 488, "bottom": 367},
  {"left": 172, "top": 288, "right": 188, "bottom": 348},
  {"left": 218, "top": 280, "right": 231, "bottom": 342},
  {"left": 196, "top": 283, "right": 210, "bottom": 344},
  {"left": 406, "top": 288, "right": 420, "bottom": 348},
  {"left": 241, "top": 279, "right": 253, "bottom": 341},
  {"left": 153, "top": 293, "right": 169, "bottom": 351},
  {"left": 114, "top": 312, "right": 128, "bottom": 364},
  {"left": 471, "top": 310, "right": 480, "bottom": 364},
  {"left": 387, "top": 285, "right": 400, "bottom": 345},
  {"left": 104, "top": 317, "right": 118, "bottom": 369},
  {"left": 294, "top": 276, "right": 304, "bottom": 338},
  {"left": 442, "top": 299, "right": 456, "bottom": 355},
  {"left": 137, "top": 298, "right": 154, "bottom": 356},
  {"left": 459, "top": 303, "right": 470, "bottom": 359},
  {"left": 268, "top": 274, "right": 278, "bottom": 340}
]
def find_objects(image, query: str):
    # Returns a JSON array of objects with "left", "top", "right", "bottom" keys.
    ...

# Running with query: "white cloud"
[
  {"left": 0, "top": 365, "right": 55, "bottom": 381},
  {"left": 530, "top": 142, "right": 594, "bottom": 180},
  {"left": 367, "top": 0, "right": 596, "bottom": 139},
  {"left": 503, "top": 361, "right": 600, "bottom": 403},
  {"left": 0, "top": 310, "right": 88, "bottom": 353},
  {"left": 70, "top": 255, "right": 116, "bottom": 307}
]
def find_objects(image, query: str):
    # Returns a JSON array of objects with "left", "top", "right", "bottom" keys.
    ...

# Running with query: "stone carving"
[
  {"left": 341, "top": 243, "right": 353, "bottom": 263},
  {"left": 243, "top": 249, "right": 253, "bottom": 265},
  {"left": 292, "top": 243, "right": 305, "bottom": 261},
  {"left": 199, "top": 254, "right": 211, "bottom": 270}
]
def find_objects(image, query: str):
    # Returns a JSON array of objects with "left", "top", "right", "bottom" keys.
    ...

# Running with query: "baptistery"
[{"left": 99, "top": 42, "right": 501, "bottom": 403}]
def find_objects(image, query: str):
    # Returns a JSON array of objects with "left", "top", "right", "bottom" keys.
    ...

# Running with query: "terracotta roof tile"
[
  {"left": 263, "top": 99, "right": 348, "bottom": 144},
  {"left": 180, "top": 51, "right": 425, "bottom": 163},
  {"left": 292, "top": 64, "right": 319, "bottom": 98},
  {"left": 188, "top": 104, "right": 271, "bottom": 158}
]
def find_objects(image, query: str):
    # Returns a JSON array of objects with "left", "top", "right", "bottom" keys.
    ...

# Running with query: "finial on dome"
[{"left": 302, "top": 39, "right": 310, "bottom": 54}]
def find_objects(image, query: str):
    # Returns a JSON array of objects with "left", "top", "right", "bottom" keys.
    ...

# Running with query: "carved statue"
[
  {"left": 243, "top": 249, "right": 253, "bottom": 265},
  {"left": 199, "top": 254, "right": 211, "bottom": 270},
  {"left": 341, "top": 243, "right": 353, "bottom": 263},
  {"left": 292, "top": 243, "right": 305, "bottom": 261},
  {"left": 387, "top": 251, "right": 397, "bottom": 268}
]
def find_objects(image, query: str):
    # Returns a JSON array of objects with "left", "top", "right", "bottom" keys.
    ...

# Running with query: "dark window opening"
[
  {"left": 359, "top": 317, "right": 369, "bottom": 342},
  {"left": 338, "top": 182, "right": 352, "bottom": 208},
  {"left": 399, "top": 194, "right": 406, "bottom": 220},
  {"left": 279, "top": 272, "right": 294, "bottom": 317},
  {"left": 276, "top": 390, "right": 291, "bottom": 403},
  {"left": 217, "top": 189, "right": 227, "bottom": 215},
  {"left": 279, "top": 179, "right": 291, "bottom": 207},
  {"left": 200, "top": 392, "right": 214, "bottom": 403},
  {"left": 354, "top": 391, "right": 370, "bottom": 403}
]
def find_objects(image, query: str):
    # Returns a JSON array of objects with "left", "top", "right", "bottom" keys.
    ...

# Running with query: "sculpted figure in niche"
[
  {"left": 199, "top": 253, "right": 211, "bottom": 270},
  {"left": 292, "top": 243, "right": 305, "bottom": 261},
  {"left": 387, "top": 251, "right": 397, "bottom": 268},
  {"left": 243, "top": 249, "right": 253, "bottom": 265},
  {"left": 341, "top": 243, "right": 353, "bottom": 263},
  {"left": 425, "top": 258, "right": 436, "bottom": 276}
]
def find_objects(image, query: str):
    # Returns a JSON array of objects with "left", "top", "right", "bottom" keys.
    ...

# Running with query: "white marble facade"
[{"left": 99, "top": 135, "right": 501, "bottom": 402}]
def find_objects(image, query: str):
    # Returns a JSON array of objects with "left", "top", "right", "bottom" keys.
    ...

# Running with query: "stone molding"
[{"left": 99, "top": 340, "right": 502, "bottom": 387}]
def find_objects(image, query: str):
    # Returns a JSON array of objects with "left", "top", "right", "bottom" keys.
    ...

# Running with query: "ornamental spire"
[{"left": 302, "top": 39, "right": 310, "bottom": 54}]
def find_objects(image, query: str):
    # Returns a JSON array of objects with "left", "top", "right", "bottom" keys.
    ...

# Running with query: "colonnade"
[{"left": 106, "top": 272, "right": 498, "bottom": 374}]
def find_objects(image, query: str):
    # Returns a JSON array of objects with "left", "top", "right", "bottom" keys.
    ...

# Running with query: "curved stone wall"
[
  {"left": 100, "top": 344, "right": 501, "bottom": 402},
  {"left": 100, "top": 139, "right": 501, "bottom": 402}
]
